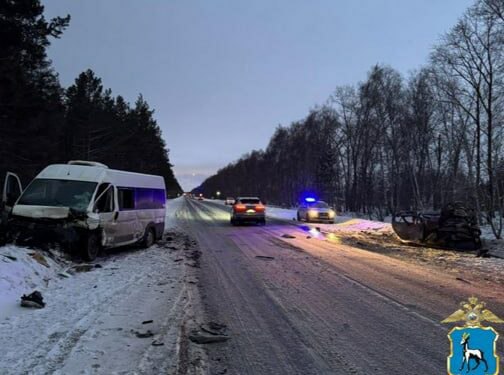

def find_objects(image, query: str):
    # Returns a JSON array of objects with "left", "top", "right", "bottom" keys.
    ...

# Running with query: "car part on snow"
[
  {"left": 71, "top": 263, "right": 102, "bottom": 273},
  {"left": 0, "top": 253, "right": 17, "bottom": 261},
  {"left": 189, "top": 322, "right": 230, "bottom": 344},
  {"left": 392, "top": 202, "right": 482, "bottom": 250},
  {"left": 134, "top": 330, "right": 154, "bottom": 338},
  {"left": 20, "top": 291, "right": 45, "bottom": 308}
]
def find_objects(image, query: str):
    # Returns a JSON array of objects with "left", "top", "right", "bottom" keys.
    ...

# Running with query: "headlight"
[
  {"left": 308, "top": 210, "right": 318, "bottom": 218},
  {"left": 328, "top": 210, "right": 335, "bottom": 218}
]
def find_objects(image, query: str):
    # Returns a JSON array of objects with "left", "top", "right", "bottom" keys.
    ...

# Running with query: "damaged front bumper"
[{"left": 6, "top": 209, "right": 99, "bottom": 252}]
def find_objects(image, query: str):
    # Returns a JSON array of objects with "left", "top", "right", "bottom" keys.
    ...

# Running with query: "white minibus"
[{"left": 1, "top": 161, "right": 166, "bottom": 260}]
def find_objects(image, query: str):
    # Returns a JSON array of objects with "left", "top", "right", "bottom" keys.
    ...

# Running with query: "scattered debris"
[
  {"left": 58, "top": 271, "right": 72, "bottom": 278},
  {"left": 315, "top": 227, "right": 321, "bottom": 232},
  {"left": 134, "top": 330, "right": 154, "bottom": 338},
  {"left": 306, "top": 236, "right": 312, "bottom": 239},
  {"left": 189, "top": 332, "right": 230, "bottom": 344},
  {"left": 476, "top": 249, "right": 490, "bottom": 258},
  {"left": 184, "top": 249, "right": 201, "bottom": 268},
  {"left": 281, "top": 234, "right": 296, "bottom": 239},
  {"left": 456, "top": 277, "right": 471, "bottom": 284},
  {"left": 152, "top": 340, "right": 164, "bottom": 346},
  {"left": 200, "top": 322, "right": 227, "bottom": 336},
  {"left": 255, "top": 255, "right": 275, "bottom": 260},
  {"left": 174, "top": 258, "right": 184, "bottom": 262},
  {"left": 71, "top": 264, "right": 102, "bottom": 273},
  {"left": 142, "top": 320, "right": 154, "bottom": 325},
  {"left": 29, "top": 252, "right": 49, "bottom": 268},
  {"left": 189, "top": 321, "right": 230, "bottom": 344},
  {"left": 20, "top": 291, "right": 45, "bottom": 308},
  {"left": 0, "top": 253, "right": 17, "bottom": 261}
]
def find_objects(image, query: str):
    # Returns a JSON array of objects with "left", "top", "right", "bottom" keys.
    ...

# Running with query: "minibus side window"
[
  {"left": 95, "top": 183, "right": 114, "bottom": 213},
  {"left": 135, "top": 188, "right": 166, "bottom": 209},
  {"left": 153, "top": 189, "right": 166, "bottom": 208},
  {"left": 118, "top": 188, "right": 135, "bottom": 210},
  {"left": 135, "top": 188, "right": 154, "bottom": 209}
]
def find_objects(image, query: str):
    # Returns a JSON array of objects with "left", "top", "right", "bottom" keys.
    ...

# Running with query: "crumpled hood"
[{"left": 12, "top": 205, "right": 71, "bottom": 219}]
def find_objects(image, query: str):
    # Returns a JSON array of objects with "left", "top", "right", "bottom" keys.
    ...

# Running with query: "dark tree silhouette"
[{"left": 0, "top": 1, "right": 181, "bottom": 196}]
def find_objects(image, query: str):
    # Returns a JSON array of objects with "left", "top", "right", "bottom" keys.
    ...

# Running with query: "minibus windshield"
[{"left": 17, "top": 179, "right": 97, "bottom": 211}]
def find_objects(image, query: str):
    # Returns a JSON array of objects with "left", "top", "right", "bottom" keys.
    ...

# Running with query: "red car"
[{"left": 230, "top": 197, "right": 266, "bottom": 225}]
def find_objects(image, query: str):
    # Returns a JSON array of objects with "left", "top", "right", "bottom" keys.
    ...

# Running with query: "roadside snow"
[
  {"left": 0, "top": 198, "right": 185, "bottom": 322},
  {"left": 264, "top": 205, "right": 391, "bottom": 233},
  {"left": 165, "top": 197, "right": 185, "bottom": 230},
  {"left": 0, "top": 247, "right": 67, "bottom": 321},
  {"left": 0, "top": 242, "right": 188, "bottom": 374},
  {"left": 0, "top": 197, "right": 206, "bottom": 374}
]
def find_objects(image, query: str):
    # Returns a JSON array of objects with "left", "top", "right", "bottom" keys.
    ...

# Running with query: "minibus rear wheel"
[
  {"left": 83, "top": 232, "right": 100, "bottom": 261},
  {"left": 142, "top": 227, "right": 156, "bottom": 248}
]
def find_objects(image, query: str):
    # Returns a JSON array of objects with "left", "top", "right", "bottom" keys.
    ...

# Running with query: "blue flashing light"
[{"left": 305, "top": 197, "right": 316, "bottom": 203}]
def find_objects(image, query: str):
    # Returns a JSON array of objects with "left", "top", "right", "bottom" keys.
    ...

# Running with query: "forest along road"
[{"left": 178, "top": 198, "right": 504, "bottom": 375}]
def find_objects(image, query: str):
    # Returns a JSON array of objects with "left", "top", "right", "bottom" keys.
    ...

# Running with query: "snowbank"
[
  {"left": 264, "top": 205, "right": 391, "bottom": 233},
  {"left": 0, "top": 246, "right": 66, "bottom": 320},
  {"left": 0, "top": 198, "right": 198, "bottom": 374},
  {"left": 0, "top": 198, "right": 185, "bottom": 321}
]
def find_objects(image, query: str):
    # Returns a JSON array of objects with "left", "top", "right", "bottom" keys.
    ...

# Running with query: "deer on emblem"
[{"left": 459, "top": 332, "right": 488, "bottom": 372}]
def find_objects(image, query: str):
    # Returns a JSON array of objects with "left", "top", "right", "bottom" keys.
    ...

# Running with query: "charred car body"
[
  {"left": 1, "top": 161, "right": 166, "bottom": 260},
  {"left": 392, "top": 202, "right": 482, "bottom": 251}
]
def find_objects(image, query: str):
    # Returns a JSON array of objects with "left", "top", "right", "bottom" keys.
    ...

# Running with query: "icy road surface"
[
  {"left": 0, "top": 198, "right": 205, "bottom": 375},
  {"left": 180, "top": 198, "right": 504, "bottom": 375}
]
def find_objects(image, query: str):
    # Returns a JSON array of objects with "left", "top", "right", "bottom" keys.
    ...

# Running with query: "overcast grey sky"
[{"left": 43, "top": 0, "right": 473, "bottom": 191}]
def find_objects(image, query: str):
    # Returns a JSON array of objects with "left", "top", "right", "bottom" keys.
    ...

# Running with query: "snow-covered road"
[{"left": 0, "top": 198, "right": 205, "bottom": 375}]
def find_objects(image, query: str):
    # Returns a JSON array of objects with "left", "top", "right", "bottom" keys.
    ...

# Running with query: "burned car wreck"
[{"left": 392, "top": 202, "right": 482, "bottom": 251}]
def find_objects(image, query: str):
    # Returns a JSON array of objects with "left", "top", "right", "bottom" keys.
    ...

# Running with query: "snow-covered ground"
[
  {"left": 0, "top": 246, "right": 68, "bottom": 321},
  {"left": 0, "top": 197, "right": 204, "bottom": 374}
]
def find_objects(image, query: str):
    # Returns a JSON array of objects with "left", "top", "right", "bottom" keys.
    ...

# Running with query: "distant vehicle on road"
[
  {"left": 2, "top": 160, "right": 166, "bottom": 261},
  {"left": 225, "top": 197, "right": 235, "bottom": 205},
  {"left": 231, "top": 197, "right": 266, "bottom": 225},
  {"left": 297, "top": 198, "right": 335, "bottom": 223},
  {"left": 197, "top": 193, "right": 204, "bottom": 201}
]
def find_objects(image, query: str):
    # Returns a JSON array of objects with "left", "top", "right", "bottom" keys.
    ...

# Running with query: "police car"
[{"left": 297, "top": 198, "right": 335, "bottom": 223}]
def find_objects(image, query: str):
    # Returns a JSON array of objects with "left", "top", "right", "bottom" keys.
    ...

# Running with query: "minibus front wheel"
[{"left": 82, "top": 232, "right": 100, "bottom": 261}]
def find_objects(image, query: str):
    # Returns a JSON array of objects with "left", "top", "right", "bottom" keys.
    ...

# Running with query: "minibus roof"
[{"left": 36, "top": 164, "right": 165, "bottom": 190}]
